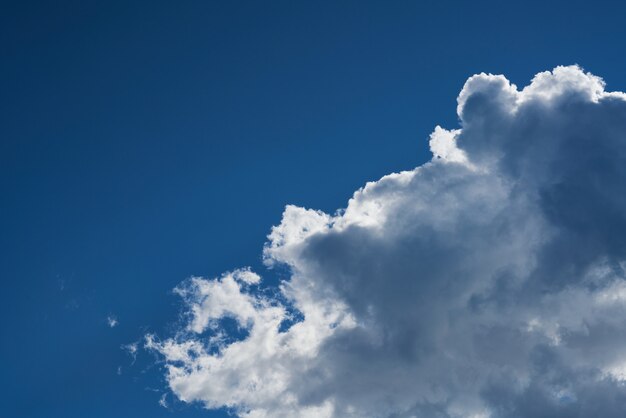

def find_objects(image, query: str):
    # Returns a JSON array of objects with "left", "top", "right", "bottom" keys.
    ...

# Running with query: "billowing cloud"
[{"left": 147, "top": 66, "right": 626, "bottom": 417}]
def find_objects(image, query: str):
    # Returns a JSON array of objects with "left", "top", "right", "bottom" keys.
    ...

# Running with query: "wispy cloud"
[
  {"left": 158, "top": 393, "right": 168, "bottom": 409},
  {"left": 121, "top": 342, "right": 138, "bottom": 365},
  {"left": 106, "top": 315, "right": 118, "bottom": 328}
]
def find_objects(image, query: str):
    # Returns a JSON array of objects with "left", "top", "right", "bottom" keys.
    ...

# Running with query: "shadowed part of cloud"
[{"left": 147, "top": 66, "right": 626, "bottom": 417}]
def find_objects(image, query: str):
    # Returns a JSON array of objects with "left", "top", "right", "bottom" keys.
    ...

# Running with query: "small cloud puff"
[
  {"left": 106, "top": 315, "right": 118, "bottom": 328},
  {"left": 148, "top": 66, "right": 626, "bottom": 418}
]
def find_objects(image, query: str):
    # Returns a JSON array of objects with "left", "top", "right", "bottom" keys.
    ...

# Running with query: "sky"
[{"left": 3, "top": 1, "right": 626, "bottom": 417}]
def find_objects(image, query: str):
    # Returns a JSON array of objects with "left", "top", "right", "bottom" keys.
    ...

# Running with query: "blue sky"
[{"left": 3, "top": 1, "right": 626, "bottom": 417}]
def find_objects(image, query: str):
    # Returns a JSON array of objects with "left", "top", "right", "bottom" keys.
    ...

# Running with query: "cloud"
[
  {"left": 147, "top": 66, "right": 626, "bottom": 417},
  {"left": 159, "top": 393, "right": 169, "bottom": 409},
  {"left": 122, "top": 341, "right": 138, "bottom": 365},
  {"left": 107, "top": 315, "right": 118, "bottom": 328}
]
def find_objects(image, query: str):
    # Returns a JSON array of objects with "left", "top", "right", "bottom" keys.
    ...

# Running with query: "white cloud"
[
  {"left": 429, "top": 126, "right": 467, "bottom": 164},
  {"left": 107, "top": 315, "right": 118, "bottom": 328},
  {"left": 148, "top": 66, "right": 626, "bottom": 417},
  {"left": 122, "top": 341, "right": 138, "bottom": 365},
  {"left": 159, "top": 393, "right": 169, "bottom": 409}
]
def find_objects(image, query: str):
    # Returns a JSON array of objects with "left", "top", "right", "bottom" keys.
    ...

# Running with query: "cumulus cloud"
[{"left": 147, "top": 66, "right": 626, "bottom": 417}]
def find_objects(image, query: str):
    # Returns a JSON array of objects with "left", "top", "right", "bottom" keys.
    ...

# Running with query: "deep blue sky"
[{"left": 2, "top": 1, "right": 626, "bottom": 417}]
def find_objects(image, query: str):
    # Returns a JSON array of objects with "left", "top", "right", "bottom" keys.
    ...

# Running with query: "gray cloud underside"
[{"left": 148, "top": 66, "right": 626, "bottom": 418}]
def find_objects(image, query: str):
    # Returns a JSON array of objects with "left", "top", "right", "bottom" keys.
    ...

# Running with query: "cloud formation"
[
  {"left": 147, "top": 66, "right": 626, "bottom": 417},
  {"left": 107, "top": 315, "right": 118, "bottom": 328}
]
